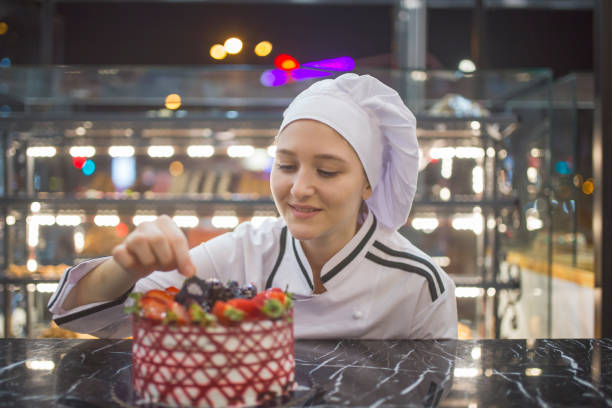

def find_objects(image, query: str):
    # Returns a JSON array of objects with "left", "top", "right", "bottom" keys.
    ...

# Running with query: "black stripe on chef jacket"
[
  {"left": 365, "top": 241, "right": 445, "bottom": 302},
  {"left": 53, "top": 285, "right": 134, "bottom": 326},
  {"left": 266, "top": 213, "right": 378, "bottom": 290}
]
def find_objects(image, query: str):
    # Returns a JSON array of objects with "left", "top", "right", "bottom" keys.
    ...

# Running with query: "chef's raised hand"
[{"left": 112, "top": 215, "right": 196, "bottom": 279}]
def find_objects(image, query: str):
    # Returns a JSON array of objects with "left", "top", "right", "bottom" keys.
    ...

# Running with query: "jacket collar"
[{"left": 290, "top": 210, "right": 377, "bottom": 290}]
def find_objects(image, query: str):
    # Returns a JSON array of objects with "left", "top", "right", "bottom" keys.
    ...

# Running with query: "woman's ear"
[{"left": 362, "top": 182, "right": 372, "bottom": 201}]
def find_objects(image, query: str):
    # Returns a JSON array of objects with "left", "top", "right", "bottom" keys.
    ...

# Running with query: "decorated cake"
[{"left": 127, "top": 277, "right": 295, "bottom": 407}]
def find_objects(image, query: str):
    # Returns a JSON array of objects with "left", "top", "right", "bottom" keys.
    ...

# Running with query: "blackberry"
[{"left": 240, "top": 284, "right": 258, "bottom": 299}]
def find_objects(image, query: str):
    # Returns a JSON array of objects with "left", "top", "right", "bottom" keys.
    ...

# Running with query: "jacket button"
[{"left": 352, "top": 310, "right": 363, "bottom": 320}]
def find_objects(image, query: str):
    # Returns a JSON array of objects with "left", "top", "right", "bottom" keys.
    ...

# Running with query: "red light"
[
  {"left": 115, "top": 222, "right": 129, "bottom": 238},
  {"left": 274, "top": 54, "right": 299, "bottom": 71},
  {"left": 73, "top": 157, "right": 86, "bottom": 169}
]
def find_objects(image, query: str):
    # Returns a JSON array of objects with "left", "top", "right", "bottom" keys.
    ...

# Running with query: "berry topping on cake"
[{"left": 126, "top": 277, "right": 292, "bottom": 326}]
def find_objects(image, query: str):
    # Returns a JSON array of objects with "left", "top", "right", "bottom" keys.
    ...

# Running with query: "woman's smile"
[{"left": 288, "top": 203, "right": 322, "bottom": 219}]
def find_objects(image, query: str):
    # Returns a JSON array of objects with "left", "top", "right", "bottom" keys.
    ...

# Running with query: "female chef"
[{"left": 48, "top": 73, "right": 458, "bottom": 339}]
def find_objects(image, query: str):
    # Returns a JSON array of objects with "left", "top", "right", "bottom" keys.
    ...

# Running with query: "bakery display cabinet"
[
  {"left": 0, "top": 66, "right": 554, "bottom": 338},
  {"left": 498, "top": 73, "right": 594, "bottom": 339}
]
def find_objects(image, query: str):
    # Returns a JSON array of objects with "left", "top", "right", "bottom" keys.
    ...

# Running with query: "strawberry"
[
  {"left": 227, "top": 298, "right": 261, "bottom": 320},
  {"left": 266, "top": 288, "right": 293, "bottom": 309},
  {"left": 165, "top": 286, "right": 180, "bottom": 296},
  {"left": 253, "top": 291, "right": 285, "bottom": 319},
  {"left": 163, "top": 301, "right": 190, "bottom": 325},
  {"left": 139, "top": 297, "right": 167, "bottom": 321},
  {"left": 212, "top": 301, "right": 245, "bottom": 326},
  {"left": 143, "top": 289, "right": 174, "bottom": 306}
]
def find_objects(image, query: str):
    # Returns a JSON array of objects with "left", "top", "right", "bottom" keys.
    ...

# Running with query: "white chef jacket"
[{"left": 48, "top": 211, "right": 458, "bottom": 339}]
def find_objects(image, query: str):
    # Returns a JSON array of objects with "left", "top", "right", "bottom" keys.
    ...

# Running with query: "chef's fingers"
[
  {"left": 124, "top": 230, "right": 158, "bottom": 271},
  {"left": 137, "top": 220, "right": 176, "bottom": 271},
  {"left": 112, "top": 243, "right": 146, "bottom": 277},
  {"left": 157, "top": 215, "right": 196, "bottom": 278}
]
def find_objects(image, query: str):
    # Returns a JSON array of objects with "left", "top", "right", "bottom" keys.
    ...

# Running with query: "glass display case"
[
  {"left": 498, "top": 72, "right": 595, "bottom": 339},
  {"left": 0, "top": 66, "right": 556, "bottom": 338}
]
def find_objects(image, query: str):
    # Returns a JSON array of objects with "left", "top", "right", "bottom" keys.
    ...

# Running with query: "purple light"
[
  {"left": 290, "top": 68, "right": 334, "bottom": 81},
  {"left": 260, "top": 69, "right": 289, "bottom": 87},
  {"left": 301, "top": 56, "right": 355, "bottom": 72}
]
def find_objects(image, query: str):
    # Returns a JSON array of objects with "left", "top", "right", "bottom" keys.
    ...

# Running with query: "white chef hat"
[{"left": 278, "top": 73, "right": 419, "bottom": 231}]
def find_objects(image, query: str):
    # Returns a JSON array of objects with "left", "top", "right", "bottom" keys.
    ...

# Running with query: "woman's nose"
[{"left": 290, "top": 169, "right": 315, "bottom": 199}]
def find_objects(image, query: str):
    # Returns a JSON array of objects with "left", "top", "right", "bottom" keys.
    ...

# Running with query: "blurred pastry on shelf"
[{"left": 39, "top": 321, "right": 97, "bottom": 339}]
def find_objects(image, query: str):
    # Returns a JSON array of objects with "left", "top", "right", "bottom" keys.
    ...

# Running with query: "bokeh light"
[
  {"left": 210, "top": 44, "right": 227, "bottom": 60},
  {"left": 169, "top": 160, "right": 184, "bottom": 176},
  {"left": 82, "top": 160, "right": 96, "bottom": 176},
  {"left": 72, "top": 157, "right": 86, "bottom": 169},
  {"left": 0, "top": 22, "right": 8, "bottom": 35},
  {"left": 224, "top": 37, "right": 243, "bottom": 54},
  {"left": 254, "top": 41, "right": 273, "bottom": 57},
  {"left": 573, "top": 174, "right": 583, "bottom": 187},
  {"left": 582, "top": 179, "right": 594, "bottom": 195},
  {"left": 274, "top": 54, "right": 299, "bottom": 71},
  {"left": 165, "top": 93, "right": 182, "bottom": 110},
  {"left": 458, "top": 59, "right": 476, "bottom": 73},
  {"left": 555, "top": 160, "right": 572, "bottom": 175},
  {"left": 0, "top": 57, "right": 11, "bottom": 68},
  {"left": 115, "top": 222, "right": 129, "bottom": 238},
  {"left": 260, "top": 69, "right": 289, "bottom": 87},
  {"left": 302, "top": 56, "right": 355, "bottom": 71}
]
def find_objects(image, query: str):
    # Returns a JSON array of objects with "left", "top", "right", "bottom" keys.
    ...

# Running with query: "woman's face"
[{"left": 270, "top": 119, "right": 372, "bottom": 244}]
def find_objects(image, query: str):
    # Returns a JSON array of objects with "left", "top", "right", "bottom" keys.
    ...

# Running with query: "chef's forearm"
[{"left": 62, "top": 258, "right": 138, "bottom": 310}]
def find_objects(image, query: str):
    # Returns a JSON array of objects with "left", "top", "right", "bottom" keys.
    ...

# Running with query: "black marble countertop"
[{"left": 0, "top": 338, "right": 611, "bottom": 407}]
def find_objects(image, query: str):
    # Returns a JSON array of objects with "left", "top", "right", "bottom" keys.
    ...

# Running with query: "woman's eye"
[
  {"left": 318, "top": 169, "right": 338, "bottom": 177},
  {"left": 277, "top": 164, "right": 296, "bottom": 172}
]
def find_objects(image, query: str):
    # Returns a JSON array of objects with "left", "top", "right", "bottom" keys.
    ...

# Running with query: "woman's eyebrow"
[
  {"left": 275, "top": 149, "right": 347, "bottom": 164},
  {"left": 313, "top": 154, "right": 347, "bottom": 164},
  {"left": 275, "top": 148, "right": 295, "bottom": 156}
]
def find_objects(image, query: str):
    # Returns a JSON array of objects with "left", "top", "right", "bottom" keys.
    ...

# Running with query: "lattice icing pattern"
[{"left": 132, "top": 317, "right": 295, "bottom": 408}]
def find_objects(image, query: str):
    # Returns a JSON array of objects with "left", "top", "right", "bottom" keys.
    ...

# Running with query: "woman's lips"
[{"left": 288, "top": 204, "right": 321, "bottom": 219}]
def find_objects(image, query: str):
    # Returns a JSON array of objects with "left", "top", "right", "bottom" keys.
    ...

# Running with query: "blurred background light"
[
  {"left": 212, "top": 215, "right": 239, "bottom": 229},
  {"left": 274, "top": 54, "right": 299, "bottom": 71},
  {"left": 72, "top": 157, "right": 86, "bottom": 169},
  {"left": 302, "top": 56, "right": 354, "bottom": 71},
  {"left": 111, "top": 156, "right": 136, "bottom": 190},
  {"left": 173, "top": 215, "right": 199, "bottom": 228},
  {"left": 69, "top": 146, "right": 95, "bottom": 157},
  {"left": 410, "top": 71, "right": 428, "bottom": 81},
  {"left": 0, "top": 22, "right": 8, "bottom": 35},
  {"left": 82, "top": 159, "right": 96, "bottom": 176},
  {"left": 169, "top": 160, "right": 184, "bottom": 176},
  {"left": 254, "top": 41, "right": 273, "bottom": 57},
  {"left": 227, "top": 145, "right": 254, "bottom": 158},
  {"left": 74, "top": 230, "right": 85, "bottom": 253},
  {"left": 187, "top": 145, "right": 214, "bottom": 158},
  {"left": 458, "top": 59, "right": 476, "bottom": 73},
  {"left": 109, "top": 145, "right": 135, "bottom": 158},
  {"left": 210, "top": 44, "right": 227, "bottom": 60},
  {"left": 147, "top": 145, "right": 175, "bottom": 158},
  {"left": 165, "top": 93, "right": 182, "bottom": 110},
  {"left": 260, "top": 69, "right": 289, "bottom": 87},
  {"left": 27, "top": 146, "right": 56, "bottom": 158},
  {"left": 267, "top": 145, "right": 277, "bottom": 157},
  {"left": 94, "top": 214, "right": 120, "bottom": 227},
  {"left": 224, "top": 37, "right": 243, "bottom": 54},
  {"left": 133, "top": 214, "right": 158, "bottom": 226},
  {"left": 582, "top": 178, "right": 594, "bottom": 195}
]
